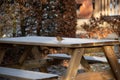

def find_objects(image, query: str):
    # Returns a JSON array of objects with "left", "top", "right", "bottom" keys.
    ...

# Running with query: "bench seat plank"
[
  {"left": 47, "top": 53, "right": 120, "bottom": 63},
  {"left": 0, "top": 67, "right": 58, "bottom": 80}
]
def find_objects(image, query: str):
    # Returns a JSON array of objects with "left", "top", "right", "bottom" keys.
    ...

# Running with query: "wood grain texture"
[
  {"left": 0, "top": 36, "right": 119, "bottom": 48},
  {"left": 103, "top": 46, "right": 120, "bottom": 80},
  {"left": 62, "top": 48, "right": 85, "bottom": 80}
]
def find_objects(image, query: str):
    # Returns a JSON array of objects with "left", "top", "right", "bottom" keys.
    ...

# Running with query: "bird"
[{"left": 56, "top": 36, "right": 64, "bottom": 42}]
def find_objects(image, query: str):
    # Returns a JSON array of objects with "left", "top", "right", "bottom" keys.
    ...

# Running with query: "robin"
[{"left": 56, "top": 36, "right": 64, "bottom": 42}]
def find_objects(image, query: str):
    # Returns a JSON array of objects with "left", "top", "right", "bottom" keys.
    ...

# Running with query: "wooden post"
[
  {"left": 31, "top": 46, "right": 48, "bottom": 72},
  {"left": 94, "top": 0, "right": 101, "bottom": 17},
  {"left": 105, "top": 0, "right": 108, "bottom": 15},
  {"left": 19, "top": 47, "right": 32, "bottom": 65},
  {"left": 114, "top": 0, "right": 117, "bottom": 15},
  {"left": 108, "top": 0, "right": 111, "bottom": 15},
  {"left": 111, "top": 0, "right": 114, "bottom": 15},
  {"left": 103, "top": 46, "right": 120, "bottom": 80},
  {"left": 81, "top": 56, "right": 92, "bottom": 71},
  {"left": 119, "top": 0, "right": 120, "bottom": 15},
  {"left": 0, "top": 49, "right": 6, "bottom": 64},
  {"left": 31, "top": 46, "right": 42, "bottom": 59},
  {"left": 115, "top": 0, "right": 118, "bottom": 15},
  {"left": 62, "top": 48, "right": 85, "bottom": 80},
  {"left": 116, "top": 0, "right": 119, "bottom": 15},
  {"left": 101, "top": 0, "right": 105, "bottom": 15}
]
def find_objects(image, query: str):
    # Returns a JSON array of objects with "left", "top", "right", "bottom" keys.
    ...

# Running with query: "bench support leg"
[
  {"left": 31, "top": 46, "right": 48, "bottom": 72},
  {"left": 0, "top": 48, "right": 6, "bottom": 64},
  {"left": 81, "top": 56, "right": 92, "bottom": 71},
  {"left": 103, "top": 46, "right": 120, "bottom": 80},
  {"left": 19, "top": 46, "right": 32, "bottom": 66},
  {"left": 62, "top": 48, "right": 85, "bottom": 80}
]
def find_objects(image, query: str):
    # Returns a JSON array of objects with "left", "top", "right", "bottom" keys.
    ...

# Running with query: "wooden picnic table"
[{"left": 0, "top": 36, "right": 120, "bottom": 80}]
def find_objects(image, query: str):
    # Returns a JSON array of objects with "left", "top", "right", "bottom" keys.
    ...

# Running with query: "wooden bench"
[
  {"left": 47, "top": 53, "right": 120, "bottom": 63},
  {"left": 47, "top": 53, "right": 106, "bottom": 62},
  {"left": 0, "top": 67, "right": 58, "bottom": 80}
]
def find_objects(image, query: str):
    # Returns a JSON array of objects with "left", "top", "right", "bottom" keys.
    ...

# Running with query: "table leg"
[
  {"left": 31, "top": 46, "right": 42, "bottom": 59},
  {"left": 62, "top": 48, "right": 85, "bottom": 80},
  {"left": 103, "top": 46, "right": 120, "bottom": 80},
  {"left": 31, "top": 46, "right": 48, "bottom": 72},
  {"left": 19, "top": 47, "right": 32, "bottom": 65},
  {"left": 81, "top": 56, "right": 92, "bottom": 71},
  {"left": 0, "top": 48, "right": 6, "bottom": 64},
  {"left": 119, "top": 45, "right": 120, "bottom": 52}
]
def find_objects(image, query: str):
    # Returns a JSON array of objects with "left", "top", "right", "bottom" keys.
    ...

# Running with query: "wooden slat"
[
  {"left": 101, "top": 0, "right": 105, "bottom": 15},
  {"left": 113, "top": 0, "right": 116, "bottom": 15},
  {"left": 119, "top": 0, "right": 120, "bottom": 14},
  {"left": 115, "top": 0, "right": 118, "bottom": 14},
  {"left": 0, "top": 36, "right": 119, "bottom": 48},
  {"left": 94, "top": 0, "right": 98, "bottom": 17},
  {"left": 99, "top": 0, "right": 102, "bottom": 16},
  {"left": 116, "top": 0, "right": 119, "bottom": 14},
  {"left": 105, "top": 0, "right": 108, "bottom": 15},
  {"left": 0, "top": 67, "right": 58, "bottom": 80},
  {"left": 94, "top": 0, "right": 101, "bottom": 17},
  {"left": 108, "top": 0, "right": 111, "bottom": 15},
  {"left": 47, "top": 53, "right": 108, "bottom": 63},
  {"left": 111, "top": 0, "right": 114, "bottom": 15},
  {"left": 118, "top": 45, "right": 120, "bottom": 65},
  {"left": 94, "top": 0, "right": 120, "bottom": 16},
  {"left": 103, "top": 46, "right": 120, "bottom": 80}
]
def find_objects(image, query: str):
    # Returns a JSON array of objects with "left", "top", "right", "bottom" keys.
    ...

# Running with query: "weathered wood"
[
  {"left": 47, "top": 53, "right": 108, "bottom": 63},
  {"left": 0, "top": 48, "right": 6, "bottom": 64},
  {"left": 31, "top": 46, "right": 48, "bottom": 72},
  {"left": 0, "top": 67, "right": 58, "bottom": 80},
  {"left": 0, "top": 37, "right": 119, "bottom": 48},
  {"left": 94, "top": 0, "right": 101, "bottom": 17},
  {"left": 18, "top": 47, "right": 32, "bottom": 65},
  {"left": 48, "top": 53, "right": 92, "bottom": 71},
  {"left": 119, "top": 45, "right": 120, "bottom": 52},
  {"left": 108, "top": 0, "right": 111, "bottom": 16},
  {"left": 81, "top": 56, "right": 92, "bottom": 71},
  {"left": 101, "top": 0, "right": 105, "bottom": 15},
  {"left": 104, "top": 0, "right": 108, "bottom": 15},
  {"left": 94, "top": 0, "right": 120, "bottom": 17},
  {"left": 62, "top": 48, "right": 85, "bottom": 80},
  {"left": 47, "top": 54, "right": 71, "bottom": 59},
  {"left": 103, "top": 46, "right": 120, "bottom": 80},
  {"left": 119, "top": 0, "right": 120, "bottom": 14},
  {"left": 31, "top": 46, "right": 42, "bottom": 59},
  {"left": 111, "top": 0, "right": 114, "bottom": 15},
  {"left": 0, "top": 36, "right": 119, "bottom": 80}
]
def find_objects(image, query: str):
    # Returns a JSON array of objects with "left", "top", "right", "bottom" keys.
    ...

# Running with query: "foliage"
[
  {"left": 0, "top": 0, "right": 77, "bottom": 38},
  {"left": 80, "top": 15, "right": 120, "bottom": 39},
  {"left": 0, "top": 0, "right": 18, "bottom": 37}
]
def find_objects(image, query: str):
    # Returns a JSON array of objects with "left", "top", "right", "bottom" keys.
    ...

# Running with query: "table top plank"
[{"left": 0, "top": 36, "right": 119, "bottom": 47}]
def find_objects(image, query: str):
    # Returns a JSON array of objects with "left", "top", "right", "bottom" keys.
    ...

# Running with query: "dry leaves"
[{"left": 80, "top": 16, "right": 120, "bottom": 39}]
